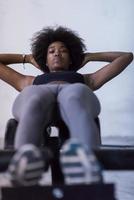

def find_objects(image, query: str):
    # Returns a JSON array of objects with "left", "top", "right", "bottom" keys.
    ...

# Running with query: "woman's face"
[{"left": 46, "top": 41, "right": 71, "bottom": 72}]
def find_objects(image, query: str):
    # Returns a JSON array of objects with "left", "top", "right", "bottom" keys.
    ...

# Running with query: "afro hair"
[{"left": 31, "top": 26, "right": 86, "bottom": 72}]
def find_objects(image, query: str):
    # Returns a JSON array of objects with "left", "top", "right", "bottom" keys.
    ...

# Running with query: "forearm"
[
  {"left": 85, "top": 52, "right": 133, "bottom": 63},
  {"left": 0, "top": 54, "right": 30, "bottom": 65}
]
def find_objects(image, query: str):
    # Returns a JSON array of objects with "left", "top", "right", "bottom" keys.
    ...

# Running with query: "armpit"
[{"left": 83, "top": 74, "right": 94, "bottom": 90}]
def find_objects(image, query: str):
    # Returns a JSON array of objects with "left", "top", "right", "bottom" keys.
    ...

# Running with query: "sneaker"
[
  {"left": 60, "top": 139, "right": 103, "bottom": 185},
  {"left": 7, "top": 144, "right": 45, "bottom": 186}
]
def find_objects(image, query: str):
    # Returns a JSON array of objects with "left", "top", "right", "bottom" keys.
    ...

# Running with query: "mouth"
[
  {"left": 53, "top": 57, "right": 62, "bottom": 62},
  {"left": 53, "top": 58, "right": 63, "bottom": 66}
]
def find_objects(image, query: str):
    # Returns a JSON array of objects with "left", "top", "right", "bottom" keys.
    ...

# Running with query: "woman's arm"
[
  {"left": 83, "top": 52, "right": 133, "bottom": 90},
  {"left": 0, "top": 54, "right": 24, "bottom": 65},
  {"left": 81, "top": 52, "right": 132, "bottom": 66},
  {"left": 0, "top": 54, "right": 35, "bottom": 91},
  {"left": 0, "top": 63, "right": 35, "bottom": 91},
  {"left": 0, "top": 53, "right": 40, "bottom": 69}
]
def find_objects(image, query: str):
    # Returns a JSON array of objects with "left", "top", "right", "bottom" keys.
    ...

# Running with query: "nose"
[{"left": 54, "top": 49, "right": 60, "bottom": 56}]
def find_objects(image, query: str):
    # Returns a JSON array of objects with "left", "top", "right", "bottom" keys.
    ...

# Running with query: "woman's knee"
[
  {"left": 25, "top": 91, "right": 56, "bottom": 113},
  {"left": 27, "top": 95, "right": 43, "bottom": 109},
  {"left": 12, "top": 85, "right": 56, "bottom": 118},
  {"left": 59, "top": 83, "right": 96, "bottom": 101},
  {"left": 58, "top": 83, "right": 101, "bottom": 115}
]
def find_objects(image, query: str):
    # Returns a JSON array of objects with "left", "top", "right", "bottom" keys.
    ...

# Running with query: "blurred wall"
[{"left": 0, "top": 0, "right": 134, "bottom": 144}]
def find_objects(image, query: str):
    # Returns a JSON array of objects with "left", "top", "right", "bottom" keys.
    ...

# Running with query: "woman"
[{"left": 0, "top": 26, "right": 133, "bottom": 186}]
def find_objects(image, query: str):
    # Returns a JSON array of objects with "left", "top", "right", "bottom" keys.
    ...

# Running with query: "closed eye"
[
  {"left": 48, "top": 48, "right": 68, "bottom": 54},
  {"left": 48, "top": 49, "right": 55, "bottom": 53}
]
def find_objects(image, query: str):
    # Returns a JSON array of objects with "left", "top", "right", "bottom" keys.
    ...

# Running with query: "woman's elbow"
[{"left": 126, "top": 52, "right": 133, "bottom": 63}]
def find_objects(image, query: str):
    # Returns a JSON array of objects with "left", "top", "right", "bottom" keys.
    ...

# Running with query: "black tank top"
[{"left": 33, "top": 71, "right": 85, "bottom": 85}]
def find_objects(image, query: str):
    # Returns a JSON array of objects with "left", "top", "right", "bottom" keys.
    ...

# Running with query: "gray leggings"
[{"left": 12, "top": 83, "right": 101, "bottom": 152}]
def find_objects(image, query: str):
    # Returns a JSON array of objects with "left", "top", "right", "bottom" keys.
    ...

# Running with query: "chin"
[{"left": 52, "top": 65, "right": 68, "bottom": 71}]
